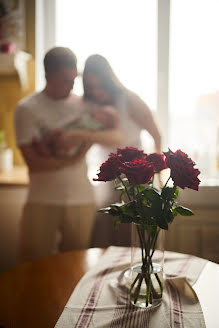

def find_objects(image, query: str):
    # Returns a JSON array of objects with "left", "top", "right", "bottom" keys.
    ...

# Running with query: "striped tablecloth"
[{"left": 55, "top": 247, "right": 207, "bottom": 328}]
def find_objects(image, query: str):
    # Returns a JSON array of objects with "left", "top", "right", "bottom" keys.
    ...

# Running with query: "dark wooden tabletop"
[{"left": 0, "top": 248, "right": 104, "bottom": 328}]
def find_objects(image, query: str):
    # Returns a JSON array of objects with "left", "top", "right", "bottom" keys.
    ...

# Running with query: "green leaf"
[
  {"left": 115, "top": 185, "right": 125, "bottom": 190},
  {"left": 175, "top": 189, "right": 180, "bottom": 197},
  {"left": 127, "top": 185, "right": 135, "bottom": 197},
  {"left": 142, "top": 188, "right": 161, "bottom": 202},
  {"left": 172, "top": 208, "right": 178, "bottom": 216},
  {"left": 174, "top": 206, "right": 194, "bottom": 216},
  {"left": 136, "top": 185, "right": 146, "bottom": 193},
  {"left": 111, "top": 202, "right": 125, "bottom": 207},
  {"left": 108, "top": 208, "right": 120, "bottom": 216},
  {"left": 164, "top": 209, "right": 175, "bottom": 223},
  {"left": 157, "top": 215, "right": 168, "bottom": 230},
  {"left": 141, "top": 206, "right": 154, "bottom": 218},
  {"left": 161, "top": 186, "right": 178, "bottom": 200},
  {"left": 98, "top": 207, "right": 112, "bottom": 213},
  {"left": 121, "top": 201, "right": 137, "bottom": 217},
  {"left": 98, "top": 203, "right": 125, "bottom": 217},
  {"left": 119, "top": 190, "right": 126, "bottom": 202},
  {"left": 118, "top": 214, "right": 134, "bottom": 223}
]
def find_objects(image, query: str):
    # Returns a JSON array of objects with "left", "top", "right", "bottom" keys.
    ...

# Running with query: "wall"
[
  {"left": 0, "top": 186, "right": 27, "bottom": 272},
  {"left": 0, "top": 184, "right": 219, "bottom": 272},
  {"left": 165, "top": 187, "right": 219, "bottom": 263},
  {"left": 165, "top": 208, "right": 219, "bottom": 263},
  {"left": 0, "top": 0, "right": 36, "bottom": 165}
]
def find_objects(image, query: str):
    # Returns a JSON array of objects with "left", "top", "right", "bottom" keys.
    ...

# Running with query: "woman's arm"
[
  {"left": 127, "top": 92, "right": 162, "bottom": 153},
  {"left": 86, "top": 128, "right": 124, "bottom": 145}
]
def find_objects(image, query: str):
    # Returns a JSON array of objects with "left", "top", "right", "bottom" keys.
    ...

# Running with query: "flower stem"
[
  {"left": 144, "top": 277, "right": 149, "bottom": 306},
  {"left": 155, "top": 273, "right": 163, "bottom": 293},
  {"left": 118, "top": 176, "right": 132, "bottom": 201},
  {"left": 130, "top": 273, "right": 140, "bottom": 292},
  {"left": 151, "top": 175, "right": 154, "bottom": 188},
  {"left": 133, "top": 274, "right": 144, "bottom": 304},
  {"left": 137, "top": 225, "right": 145, "bottom": 262},
  {"left": 131, "top": 224, "right": 163, "bottom": 307},
  {"left": 150, "top": 228, "right": 159, "bottom": 259},
  {"left": 163, "top": 175, "right": 171, "bottom": 189},
  {"left": 146, "top": 270, "right": 151, "bottom": 305}
]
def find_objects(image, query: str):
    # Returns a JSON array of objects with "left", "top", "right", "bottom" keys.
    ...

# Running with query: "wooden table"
[
  {"left": 1, "top": 249, "right": 219, "bottom": 328},
  {"left": 0, "top": 248, "right": 104, "bottom": 328},
  {"left": 0, "top": 166, "right": 29, "bottom": 187}
]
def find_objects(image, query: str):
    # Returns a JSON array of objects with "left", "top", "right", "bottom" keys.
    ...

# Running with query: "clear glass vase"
[{"left": 129, "top": 223, "right": 165, "bottom": 309}]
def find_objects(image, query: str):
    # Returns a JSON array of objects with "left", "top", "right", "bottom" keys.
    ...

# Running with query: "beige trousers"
[{"left": 19, "top": 202, "right": 96, "bottom": 262}]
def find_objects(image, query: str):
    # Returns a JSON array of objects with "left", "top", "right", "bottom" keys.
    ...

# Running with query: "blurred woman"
[
  {"left": 83, "top": 54, "right": 161, "bottom": 152},
  {"left": 83, "top": 54, "right": 162, "bottom": 247}
]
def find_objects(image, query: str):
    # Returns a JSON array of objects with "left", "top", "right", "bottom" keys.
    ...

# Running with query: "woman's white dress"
[{"left": 90, "top": 92, "right": 144, "bottom": 247}]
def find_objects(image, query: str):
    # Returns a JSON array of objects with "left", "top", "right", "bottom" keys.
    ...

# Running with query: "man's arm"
[
  {"left": 19, "top": 142, "right": 90, "bottom": 173},
  {"left": 54, "top": 128, "right": 124, "bottom": 154}
]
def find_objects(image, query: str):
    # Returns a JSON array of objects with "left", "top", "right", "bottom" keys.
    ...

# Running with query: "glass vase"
[{"left": 129, "top": 223, "right": 165, "bottom": 309}]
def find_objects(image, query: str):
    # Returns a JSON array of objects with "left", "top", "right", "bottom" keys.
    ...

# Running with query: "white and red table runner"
[{"left": 55, "top": 247, "right": 207, "bottom": 328}]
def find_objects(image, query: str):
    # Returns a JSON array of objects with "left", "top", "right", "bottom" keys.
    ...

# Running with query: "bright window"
[
  {"left": 56, "top": 0, "right": 157, "bottom": 111},
  {"left": 169, "top": 0, "right": 219, "bottom": 182},
  {"left": 55, "top": 0, "right": 157, "bottom": 183},
  {"left": 41, "top": 0, "right": 219, "bottom": 184}
]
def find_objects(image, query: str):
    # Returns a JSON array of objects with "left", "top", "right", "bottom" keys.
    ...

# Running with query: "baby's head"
[{"left": 92, "top": 106, "right": 116, "bottom": 129}]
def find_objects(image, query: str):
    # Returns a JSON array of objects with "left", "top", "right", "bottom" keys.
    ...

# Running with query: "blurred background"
[{"left": 0, "top": 0, "right": 219, "bottom": 272}]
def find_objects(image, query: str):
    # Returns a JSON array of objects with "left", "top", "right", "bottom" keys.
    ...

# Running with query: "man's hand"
[
  {"left": 53, "top": 130, "right": 87, "bottom": 155},
  {"left": 32, "top": 137, "right": 52, "bottom": 157},
  {"left": 43, "top": 129, "right": 63, "bottom": 146}
]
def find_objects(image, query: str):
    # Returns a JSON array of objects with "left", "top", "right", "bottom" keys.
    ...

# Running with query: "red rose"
[
  {"left": 146, "top": 153, "right": 167, "bottom": 173},
  {"left": 93, "top": 154, "right": 122, "bottom": 181},
  {"left": 116, "top": 147, "right": 146, "bottom": 162},
  {"left": 120, "top": 160, "right": 155, "bottom": 184},
  {"left": 164, "top": 149, "right": 200, "bottom": 190}
]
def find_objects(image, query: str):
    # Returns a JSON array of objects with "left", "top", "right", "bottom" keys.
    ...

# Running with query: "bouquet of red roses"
[
  {"left": 94, "top": 147, "right": 200, "bottom": 229},
  {"left": 94, "top": 147, "right": 200, "bottom": 308}
]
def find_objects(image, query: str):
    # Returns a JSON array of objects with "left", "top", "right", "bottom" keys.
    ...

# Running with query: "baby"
[
  {"left": 62, "top": 103, "right": 118, "bottom": 156},
  {"left": 32, "top": 102, "right": 119, "bottom": 158}
]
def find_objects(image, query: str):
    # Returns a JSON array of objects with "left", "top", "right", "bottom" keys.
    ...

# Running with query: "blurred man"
[{"left": 14, "top": 47, "right": 96, "bottom": 261}]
